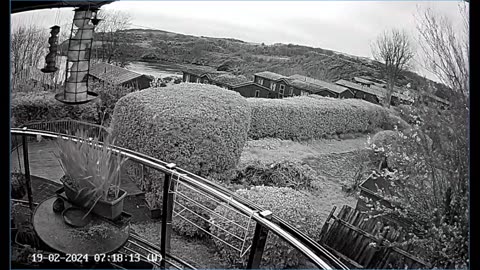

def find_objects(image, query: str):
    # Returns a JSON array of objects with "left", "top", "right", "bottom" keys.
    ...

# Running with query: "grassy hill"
[{"left": 85, "top": 28, "right": 451, "bottom": 98}]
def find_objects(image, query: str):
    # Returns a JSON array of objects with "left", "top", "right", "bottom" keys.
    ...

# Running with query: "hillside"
[{"left": 88, "top": 28, "right": 451, "bottom": 98}]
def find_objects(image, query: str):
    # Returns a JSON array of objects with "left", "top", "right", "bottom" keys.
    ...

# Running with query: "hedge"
[
  {"left": 210, "top": 186, "right": 323, "bottom": 268},
  {"left": 11, "top": 91, "right": 100, "bottom": 127},
  {"left": 111, "top": 83, "right": 251, "bottom": 178},
  {"left": 110, "top": 83, "right": 251, "bottom": 237},
  {"left": 247, "top": 95, "right": 395, "bottom": 140}
]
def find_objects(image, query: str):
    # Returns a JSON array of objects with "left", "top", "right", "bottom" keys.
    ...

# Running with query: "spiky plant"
[{"left": 55, "top": 129, "right": 128, "bottom": 213}]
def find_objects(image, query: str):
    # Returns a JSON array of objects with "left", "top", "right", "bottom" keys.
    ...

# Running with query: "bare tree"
[
  {"left": 94, "top": 9, "right": 132, "bottom": 66},
  {"left": 416, "top": 4, "right": 469, "bottom": 105},
  {"left": 371, "top": 29, "right": 415, "bottom": 107},
  {"left": 11, "top": 24, "right": 49, "bottom": 74}
]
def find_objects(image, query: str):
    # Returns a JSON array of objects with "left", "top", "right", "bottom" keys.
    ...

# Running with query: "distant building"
[
  {"left": 89, "top": 62, "right": 153, "bottom": 90},
  {"left": 289, "top": 74, "right": 354, "bottom": 99},
  {"left": 336, "top": 79, "right": 414, "bottom": 106},
  {"left": 181, "top": 67, "right": 272, "bottom": 98},
  {"left": 254, "top": 71, "right": 340, "bottom": 98}
]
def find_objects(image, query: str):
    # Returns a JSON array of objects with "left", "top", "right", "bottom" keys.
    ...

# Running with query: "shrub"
[
  {"left": 110, "top": 83, "right": 251, "bottom": 179},
  {"left": 231, "top": 160, "right": 321, "bottom": 191},
  {"left": 11, "top": 92, "right": 100, "bottom": 127},
  {"left": 90, "top": 81, "right": 135, "bottom": 126},
  {"left": 247, "top": 96, "right": 390, "bottom": 140},
  {"left": 111, "top": 83, "right": 250, "bottom": 237},
  {"left": 210, "top": 186, "right": 323, "bottom": 268}
]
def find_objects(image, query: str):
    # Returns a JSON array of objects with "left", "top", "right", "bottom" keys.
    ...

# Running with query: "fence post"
[
  {"left": 160, "top": 163, "right": 176, "bottom": 269},
  {"left": 246, "top": 210, "right": 272, "bottom": 269},
  {"left": 22, "top": 134, "right": 34, "bottom": 210}
]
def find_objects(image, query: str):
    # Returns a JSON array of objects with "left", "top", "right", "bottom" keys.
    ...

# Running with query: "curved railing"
[
  {"left": 11, "top": 127, "right": 349, "bottom": 270},
  {"left": 21, "top": 119, "right": 110, "bottom": 141}
]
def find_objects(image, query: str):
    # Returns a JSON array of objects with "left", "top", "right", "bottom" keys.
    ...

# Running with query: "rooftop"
[
  {"left": 289, "top": 79, "right": 328, "bottom": 94},
  {"left": 254, "top": 71, "right": 287, "bottom": 81},
  {"left": 210, "top": 73, "right": 250, "bottom": 87},
  {"left": 289, "top": 74, "right": 350, "bottom": 94},
  {"left": 89, "top": 63, "right": 147, "bottom": 85}
]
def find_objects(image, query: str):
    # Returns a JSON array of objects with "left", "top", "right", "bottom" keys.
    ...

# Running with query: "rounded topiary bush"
[
  {"left": 210, "top": 186, "right": 323, "bottom": 268},
  {"left": 111, "top": 83, "right": 251, "bottom": 179},
  {"left": 111, "top": 84, "right": 250, "bottom": 237}
]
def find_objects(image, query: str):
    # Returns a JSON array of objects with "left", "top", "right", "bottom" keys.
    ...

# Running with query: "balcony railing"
[{"left": 11, "top": 126, "right": 349, "bottom": 270}]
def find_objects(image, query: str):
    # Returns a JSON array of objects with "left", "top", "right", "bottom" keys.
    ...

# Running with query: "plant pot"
[
  {"left": 145, "top": 200, "right": 162, "bottom": 219},
  {"left": 63, "top": 184, "right": 127, "bottom": 221}
]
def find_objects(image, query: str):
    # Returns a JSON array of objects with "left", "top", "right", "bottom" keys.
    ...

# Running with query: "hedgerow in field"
[{"left": 247, "top": 96, "right": 393, "bottom": 140}]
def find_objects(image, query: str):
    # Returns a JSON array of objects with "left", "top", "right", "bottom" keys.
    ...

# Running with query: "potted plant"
[
  {"left": 55, "top": 129, "right": 128, "bottom": 220},
  {"left": 144, "top": 191, "right": 162, "bottom": 219}
]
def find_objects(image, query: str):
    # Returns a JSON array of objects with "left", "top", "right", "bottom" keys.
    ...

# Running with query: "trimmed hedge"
[
  {"left": 11, "top": 92, "right": 100, "bottom": 127},
  {"left": 111, "top": 83, "right": 251, "bottom": 179},
  {"left": 111, "top": 83, "right": 250, "bottom": 237},
  {"left": 210, "top": 186, "right": 323, "bottom": 268},
  {"left": 247, "top": 95, "right": 392, "bottom": 140}
]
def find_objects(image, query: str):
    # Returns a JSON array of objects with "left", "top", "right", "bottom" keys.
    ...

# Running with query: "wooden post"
[
  {"left": 247, "top": 210, "right": 272, "bottom": 269},
  {"left": 22, "top": 135, "right": 34, "bottom": 211},
  {"left": 160, "top": 163, "right": 176, "bottom": 269}
]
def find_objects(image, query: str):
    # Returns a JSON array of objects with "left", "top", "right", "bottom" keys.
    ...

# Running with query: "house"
[
  {"left": 89, "top": 62, "right": 153, "bottom": 90},
  {"left": 420, "top": 91, "right": 451, "bottom": 107},
  {"left": 182, "top": 66, "right": 226, "bottom": 84},
  {"left": 231, "top": 82, "right": 272, "bottom": 98},
  {"left": 335, "top": 79, "right": 382, "bottom": 104},
  {"left": 289, "top": 74, "right": 354, "bottom": 99},
  {"left": 336, "top": 79, "right": 414, "bottom": 106},
  {"left": 181, "top": 68, "right": 272, "bottom": 98},
  {"left": 254, "top": 71, "right": 339, "bottom": 98}
]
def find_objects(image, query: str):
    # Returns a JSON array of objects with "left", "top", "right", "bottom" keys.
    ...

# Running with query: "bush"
[
  {"left": 231, "top": 160, "right": 321, "bottom": 191},
  {"left": 210, "top": 186, "right": 323, "bottom": 268},
  {"left": 111, "top": 83, "right": 251, "bottom": 179},
  {"left": 247, "top": 96, "right": 390, "bottom": 140},
  {"left": 11, "top": 92, "right": 100, "bottom": 127},
  {"left": 111, "top": 83, "right": 250, "bottom": 237},
  {"left": 90, "top": 81, "right": 135, "bottom": 126}
]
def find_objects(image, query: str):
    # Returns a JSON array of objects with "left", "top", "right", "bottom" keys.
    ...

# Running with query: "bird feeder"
[
  {"left": 55, "top": 6, "right": 99, "bottom": 104},
  {"left": 41, "top": 25, "right": 60, "bottom": 73}
]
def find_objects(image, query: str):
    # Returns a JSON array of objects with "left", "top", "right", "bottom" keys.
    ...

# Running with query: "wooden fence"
[{"left": 319, "top": 205, "right": 430, "bottom": 269}]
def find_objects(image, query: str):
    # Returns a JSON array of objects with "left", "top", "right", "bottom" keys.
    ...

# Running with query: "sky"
[{"left": 11, "top": 0, "right": 469, "bottom": 81}]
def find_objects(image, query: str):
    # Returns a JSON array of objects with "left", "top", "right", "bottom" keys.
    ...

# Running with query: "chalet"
[
  {"left": 420, "top": 92, "right": 451, "bottom": 107},
  {"left": 335, "top": 79, "right": 381, "bottom": 104},
  {"left": 181, "top": 68, "right": 272, "bottom": 98},
  {"left": 89, "top": 63, "right": 153, "bottom": 90},
  {"left": 289, "top": 74, "right": 354, "bottom": 99},
  {"left": 182, "top": 66, "right": 225, "bottom": 84},
  {"left": 336, "top": 79, "right": 413, "bottom": 106}
]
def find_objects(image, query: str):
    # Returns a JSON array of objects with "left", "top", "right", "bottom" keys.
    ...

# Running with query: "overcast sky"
[{"left": 11, "top": 1, "right": 468, "bottom": 80}]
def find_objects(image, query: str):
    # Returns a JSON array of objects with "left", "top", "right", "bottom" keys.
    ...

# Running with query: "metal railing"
[
  {"left": 11, "top": 127, "right": 349, "bottom": 270},
  {"left": 21, "top": 120, "right": 110, "bottom": 141}
]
